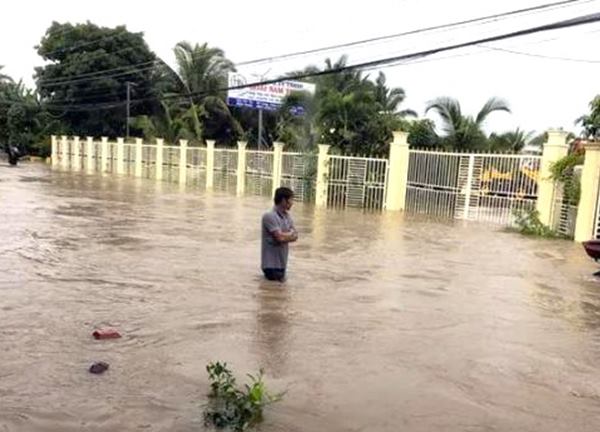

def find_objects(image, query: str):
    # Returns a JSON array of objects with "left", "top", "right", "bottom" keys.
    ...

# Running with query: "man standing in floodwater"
[{"left": 261, "top": 187, "right": 297, "bottom": 282}]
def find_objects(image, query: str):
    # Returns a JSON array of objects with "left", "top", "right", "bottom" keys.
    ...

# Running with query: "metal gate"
[
  {"left": 162, "top": 145, "right": 181, "bottom": 183},
  {"left": 327, "top": 155, "right": 388, "bottom": 210},
  {"left": 186, "top": 147, "right": 207, "bottom": 187},
  {"left": 281, "top": 152, "right": 317, "bottom": 202},
  {"left": 245, "top": 150, "right": 273, "bottom": 197},
  {"left": 407, "top": 150, "right": 541, "bottom": 225},
  {"left": 213, "top": 149, "right": 238, "bottom": 192}
]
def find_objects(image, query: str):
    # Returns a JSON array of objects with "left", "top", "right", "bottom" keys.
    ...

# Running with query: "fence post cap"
[
  {"left": 317, "top": 144, "right": 331, "bottom": 154},
  {"left": 392, "top": 131, "right": 409, "bottom": 146}
]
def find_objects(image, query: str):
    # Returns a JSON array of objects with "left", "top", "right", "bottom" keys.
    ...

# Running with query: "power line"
[
  {"left": 31, "top": 0, "right": 594, "bottom": 90},
  {"left": 39, "top": 64, "right": 158, "bottom": 87},
  {"left": 5, "top": 11, "right": 600, "bottom": 112},
  {"left": 38, "top": 60, "right": 158, "bottom": 85},
  {"left": 480, "top": 44, "right": 600, "bottom": 63},
  {"left": 235, "top": 0, "right": 596, "bottom": 66},
  {"left": 154, "top": 12, "right": 600, "bottom": 106}
]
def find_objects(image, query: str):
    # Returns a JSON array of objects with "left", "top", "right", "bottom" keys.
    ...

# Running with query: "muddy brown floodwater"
[{"left": 1, "top": 162, "right": 600, "bottom": 432}]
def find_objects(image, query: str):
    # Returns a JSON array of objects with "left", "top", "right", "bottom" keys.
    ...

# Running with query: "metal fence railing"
[
  {"left": 55, "top": 138, "right": 574, "bottom": 229},
  {"left": 407, "top": 149, "right": 541, "bottom": 226}
]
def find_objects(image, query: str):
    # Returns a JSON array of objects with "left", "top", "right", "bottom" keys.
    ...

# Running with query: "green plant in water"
[
  {"left": 549, "top": 152, "right": 584, "bottom": 205},
  {"left": 513, "top": 209, "right": 560, "bottom": 238},
  {"left": 203, "top": 362, "right": 283, "bottom": 431}
]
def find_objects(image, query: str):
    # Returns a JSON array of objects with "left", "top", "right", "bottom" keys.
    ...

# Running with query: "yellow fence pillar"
[
  {"left": 315, "top": 144, "right": 331, "bottom": 208},
  {"left": 116, "top": 137, "right": 125, "bottom": 174},
  {"left": 51, "top": 135, "right": 58, "bottom": 167},
  {"left": 236, "top": 141, "right": 247, "bottom": 196},
  {"left": 206, "top": 140, "right": 215, "bottom": 190},
  {"left": 155, "top": 138, "right": 164, "bottom": 181},
  {"left": 60, "top": 135, "right": 69, "bottom": 169},
  {"left": 135, "top": 138, "right": 143, "bottom": 177},
  {"left": 100, "top": 137, "right": 109, "bottom": 173},
  {"left": 575, "top": 142, "right": 600, "bottom": 242},
  {"left": 86, "top": 137, "right": 94, "bottom": 172},
  {"left": 385, "top": 131, "right": 410, "bottom": 211},
  {"left": 72, "top": 136, "right": 81, "bottom": 171},
  {"left": 179, "top": 139, "right": 188, "bottom": 185},
  {"left": 272, "top": 142, "right": 284, "bottom": 196},
  {"left": 536, "top": 129, "right": 569, "bottom": 226}
]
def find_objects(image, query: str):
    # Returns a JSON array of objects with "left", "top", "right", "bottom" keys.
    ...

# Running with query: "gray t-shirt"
[{"left": 261, "top": 208, "right": 295, "bottom": 270}]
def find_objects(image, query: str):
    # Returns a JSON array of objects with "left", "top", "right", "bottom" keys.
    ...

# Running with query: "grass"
[{"left": 203, "top": 362, "right": 284, "bottom": 431}]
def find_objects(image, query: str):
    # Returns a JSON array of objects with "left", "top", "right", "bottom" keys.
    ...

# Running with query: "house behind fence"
[{"left": 51, "top": 131, "right": 600, "bottom": 242}]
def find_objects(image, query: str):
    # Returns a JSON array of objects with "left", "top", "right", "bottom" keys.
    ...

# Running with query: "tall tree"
[
  {"left": 35, "top": 22, "right": 159, "bottom": 138},
  {"left": 172, "top": 42, "right": 241, "bottom": 144},
  {"left": 426, "top": 97, "right": 510, "bottom": 150}
]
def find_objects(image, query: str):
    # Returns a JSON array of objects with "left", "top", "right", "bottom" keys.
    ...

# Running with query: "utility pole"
[
  {"left": 258, "top": 108, "right": 263, "bottom": 150},
  {"left": 252, "top": 68, "right": 270, "bottom": 150},
  {"left": 125, "top": 81, "right": 137, "bottom": 139}
]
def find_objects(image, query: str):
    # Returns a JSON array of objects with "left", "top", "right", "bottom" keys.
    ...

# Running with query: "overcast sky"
[{"left": 1, "top": 0, "right": 599, "bottom": 136}]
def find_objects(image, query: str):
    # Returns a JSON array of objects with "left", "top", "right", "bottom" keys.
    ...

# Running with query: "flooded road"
[{"left": 1, "top": 162, "right": 600, "bottom": 432}]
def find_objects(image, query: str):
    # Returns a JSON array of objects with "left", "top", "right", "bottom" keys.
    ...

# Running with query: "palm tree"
[
  {"left": 488, "top": 128, "right": 534, "bottom": 152},
  {"left": 0, "top": 65, "right": 12, "bottom": 84},
  {"left": 172, "top": 42, "right": 241, "bottom": 144},
  {"left": 132, "top": 101, "right": 202, "bottom": 144},
  {"left": 426, "top": 97, "right": 510, "bottom": 150},
  {"left": 373, "top": 72, "right": 415, "bottom": 117}
]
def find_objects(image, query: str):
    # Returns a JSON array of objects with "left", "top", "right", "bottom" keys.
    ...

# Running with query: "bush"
[
  {"left": 203, "top": 362, "right": 283, "bottom": 431},
  {"left": 513, "top": 209, "right": 559, "bottom": 238},
  {"left": 549, "top": 152, "right": 584, "bottom": 205}
]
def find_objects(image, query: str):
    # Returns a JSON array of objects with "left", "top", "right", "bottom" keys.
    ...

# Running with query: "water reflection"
[{"left": 255, "top": 281, "right": 292, "bottom": 377}]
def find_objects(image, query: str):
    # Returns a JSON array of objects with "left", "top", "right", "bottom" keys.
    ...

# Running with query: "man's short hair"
[{"left": 274, "top": 187, "right": 294, "bottom": 204}]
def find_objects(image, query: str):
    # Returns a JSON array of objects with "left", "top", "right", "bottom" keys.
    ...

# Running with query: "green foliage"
[
  {"left": 488, "top": 128, "right": 534, "bottom": 153},
  {"left": 0, "top": 72, "right": 61, "bottom": 156},
  {"left": 274, "top": 56, "right": 414, "bottom": 155},
  {"left": 35, "top": 21, "right": 159, "bottom": 137},
  {"left": 203, "top": 362, "right": 283, "bottom": 431},
  {"left": 132, "top": 101, "right": 203, "bottom": 144},
  {"left": 426, "top": 97, "right": 510, "bottom": 150},
  {"left": 513, "top": 209, "right": 559, "bottom": 238},
  {"left": 406, "top": 118, "right": 440, "bottom": 148},
  {"left": 171, "top": 42, "right": 241, "bottom": 144},
  {"left": 576, "top": 95, "right": 600, "bottom": 140},
  {"left": 549, "top": 152, "right": 585, "bottom": 205}
]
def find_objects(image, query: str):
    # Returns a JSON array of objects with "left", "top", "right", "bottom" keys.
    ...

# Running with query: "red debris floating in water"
[{"left": 92, "top": 328, "right": 121, "bottom": 340}]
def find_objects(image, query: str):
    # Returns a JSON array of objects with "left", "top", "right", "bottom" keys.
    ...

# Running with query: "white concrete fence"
[{"left": 50, "top": 131, "right": 600, "bottom": 242}]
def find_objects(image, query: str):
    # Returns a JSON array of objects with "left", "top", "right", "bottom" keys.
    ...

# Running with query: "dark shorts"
[{"left": 263, "top": 268, "right": 286, "bottom": 282}]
